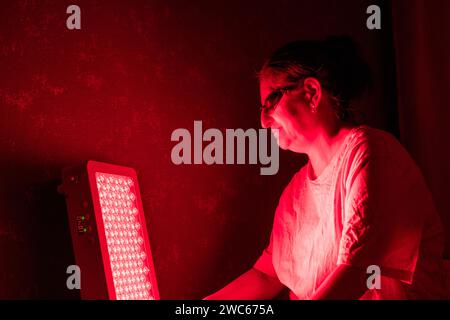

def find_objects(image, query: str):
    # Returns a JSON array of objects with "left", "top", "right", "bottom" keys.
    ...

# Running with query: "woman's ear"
[{"left": 302, "top": 77, "right": 322, "bottom": 109}]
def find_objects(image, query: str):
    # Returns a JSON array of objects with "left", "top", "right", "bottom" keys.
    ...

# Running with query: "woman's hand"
[{"left": 311, "top": 264, "right": 368, "bottom": 300}]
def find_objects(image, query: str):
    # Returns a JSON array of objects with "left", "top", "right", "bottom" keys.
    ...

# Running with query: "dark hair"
[{"left": 259, "top": 36, "right": 372, "bottom": 122}]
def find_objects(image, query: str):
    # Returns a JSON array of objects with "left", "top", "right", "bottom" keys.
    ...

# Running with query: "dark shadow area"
[{"left": 0, "top": 162, "right": 79, "bottom": 299}]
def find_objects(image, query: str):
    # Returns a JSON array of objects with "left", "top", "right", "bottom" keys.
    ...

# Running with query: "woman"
[{"left": 205, "top": 37, "right": 447, "bottom": 300}]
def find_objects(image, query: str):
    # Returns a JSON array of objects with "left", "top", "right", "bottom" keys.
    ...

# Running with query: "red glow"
[
  {"left": 86, "top": 161, "right": 159, "bottom": 300},
  {"left": 96, "top": 173, "right": 153, "bottom": 300}
]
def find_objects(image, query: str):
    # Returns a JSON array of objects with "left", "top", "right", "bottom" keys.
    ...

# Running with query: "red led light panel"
[{"left": 61, "top": 161, "right": 160, "bottom": 300}]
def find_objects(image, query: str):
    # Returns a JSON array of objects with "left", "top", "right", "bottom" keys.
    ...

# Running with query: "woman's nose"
[{"left": 260, "top": 109, "right": 273, "bottom": 129}]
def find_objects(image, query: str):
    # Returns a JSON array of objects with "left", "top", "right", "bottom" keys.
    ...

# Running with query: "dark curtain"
[{"left": 391, "top": 0, "right": 450, "bottom": 257}]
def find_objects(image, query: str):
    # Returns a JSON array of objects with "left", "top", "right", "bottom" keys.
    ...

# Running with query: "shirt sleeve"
[
  {"left": 337, "top": 143, "right": 427, "bottom": 284},
  {"left": 253, "top": 232, "right": 277, "bottom": 278}
]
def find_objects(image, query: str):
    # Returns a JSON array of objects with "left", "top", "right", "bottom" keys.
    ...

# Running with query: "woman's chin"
[{"left": 277, "top": 138, "right": 290, "bottom": 150}]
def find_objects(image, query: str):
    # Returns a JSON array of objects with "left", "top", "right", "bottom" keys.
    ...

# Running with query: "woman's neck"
[{"left": 307, "top": 124, "right": 355, "bottom": 180}]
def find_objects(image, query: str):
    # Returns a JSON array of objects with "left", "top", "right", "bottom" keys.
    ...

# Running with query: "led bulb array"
[{"left": 96, "top": 173, "right": 154, "bottom": 300}]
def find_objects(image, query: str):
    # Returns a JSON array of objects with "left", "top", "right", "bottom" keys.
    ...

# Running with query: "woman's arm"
[
  {"left": 311, "top": 264, "right": 368, "bottom": 300},
  {"left": 204, "top": 268, "right": 285, "bottom": 300}
]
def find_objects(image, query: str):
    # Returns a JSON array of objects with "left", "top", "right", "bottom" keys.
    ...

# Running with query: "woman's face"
[{"left": 259, "top": 75, "right": 321, "bottom": 153}]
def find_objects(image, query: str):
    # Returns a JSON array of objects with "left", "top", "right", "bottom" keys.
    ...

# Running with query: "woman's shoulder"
[
  {"left": 341, "top": 125, "right": 421, "bottom": 180},
  {"left": 345, "top": 125, "right": 409, "bottom": 159}
]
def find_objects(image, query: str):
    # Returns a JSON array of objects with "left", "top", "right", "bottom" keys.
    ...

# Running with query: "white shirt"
[{"left": 254, "top": 126, "right": 446, "bottom": 299}]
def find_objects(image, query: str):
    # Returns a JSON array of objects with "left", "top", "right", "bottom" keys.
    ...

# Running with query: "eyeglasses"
[{"left": 260, "top": 84, "right": 298, "bottom": 113}]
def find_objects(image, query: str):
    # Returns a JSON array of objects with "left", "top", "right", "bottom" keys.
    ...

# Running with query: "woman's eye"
[{"left": 266, "top": 91, "right": 283, "bottom": 106}]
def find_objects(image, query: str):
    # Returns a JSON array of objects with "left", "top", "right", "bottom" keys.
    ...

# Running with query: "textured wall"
[{"left": 0, "top": 0, "right": 396, "bottom": 298}]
